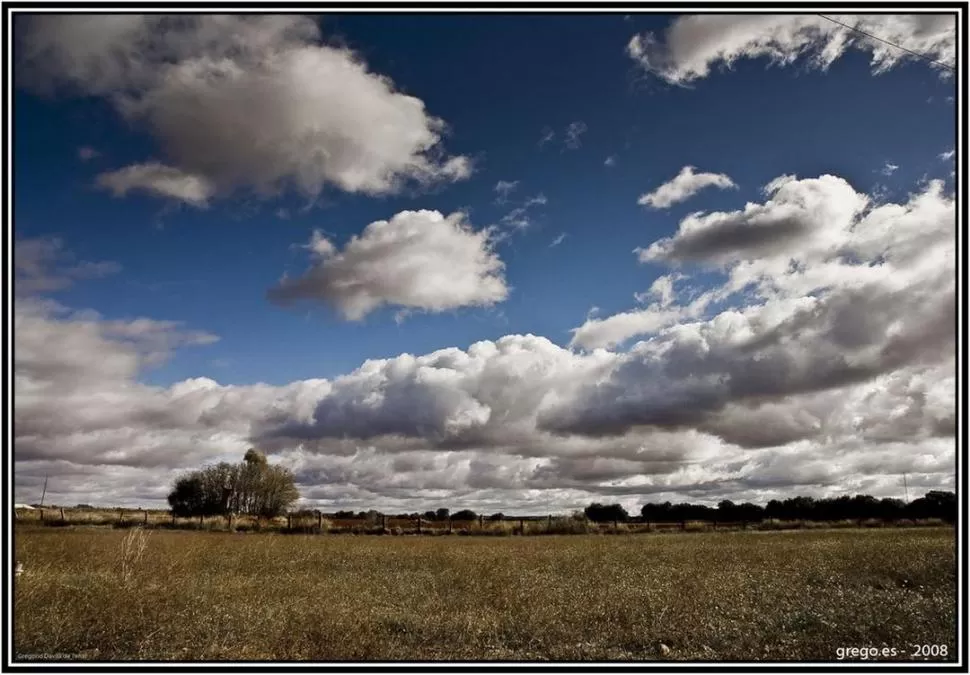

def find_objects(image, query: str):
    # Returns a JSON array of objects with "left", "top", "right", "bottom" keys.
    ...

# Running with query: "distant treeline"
[
  {"left": 316, "top": 491, "right": 957, "bottom": 525},
  {"left": 584, "top": 491, "right": 957, "bottom": 524},
  {"left": 29, "top": 491, "right": 957, "bottom": 527}
]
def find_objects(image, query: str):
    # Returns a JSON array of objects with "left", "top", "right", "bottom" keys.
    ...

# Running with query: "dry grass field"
[{"left": 13, "top": 525, "right": 955, "bottom": 662}]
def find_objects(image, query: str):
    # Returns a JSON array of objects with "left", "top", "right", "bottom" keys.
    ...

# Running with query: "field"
[{"left": 13, "top": 526, "right": 956, "bottom": 662}]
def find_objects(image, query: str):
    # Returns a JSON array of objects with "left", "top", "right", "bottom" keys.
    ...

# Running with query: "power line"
[{"left": 817, "top": 14, "right": 956, "bottom": 72}]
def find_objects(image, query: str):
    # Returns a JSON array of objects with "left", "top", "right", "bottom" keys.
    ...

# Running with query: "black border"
[{"left": 1, "top": 2, "right": 967, "bottom": 673}]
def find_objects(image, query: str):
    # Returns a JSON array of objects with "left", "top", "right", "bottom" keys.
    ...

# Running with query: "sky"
[{"left": 11, "top": 12, "right": 959, "bottom": 515}]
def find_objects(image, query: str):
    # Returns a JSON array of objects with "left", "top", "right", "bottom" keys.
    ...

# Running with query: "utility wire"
[{"left": 817, "top": 14, "right": 956, "bottom": 72}]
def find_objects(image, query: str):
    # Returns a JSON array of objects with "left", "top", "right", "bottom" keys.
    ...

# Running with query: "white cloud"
[
  {"left": 563, "top": 121, "right": 587, "bottom": 150},
  {"left": 537, "top": 127, "right": 555, "bottom": 148},
  {"left": 638, "top": 165, "right": 737, "bottom": 209},
  {"left": 267, "top": 210, "right": 508, "bottom": 320},
  {"left": 604, "top": 155, "right": 617, "bottom": 167},
  {"left": 627, "top": 14, "right": 956, "bottom": 85},
  {"left": 940, "top": 149, "right": 955, "bottom": 161},
  {"left": 564, "top": 175, "right": 954, "bottom": 436},
  {"left": 497, "top": 192, "right": 548, "bottom": 234},
  {"left": 500, "top": 208, "right": 531, "bottom": 231},
  {"left": 550, "top": 233, "right": 567, "bottom": 247},
  {"left": 15, "top": 237, "right": 121, "bottom": 294},
  {"left": 569, "top": 303, "right": 700, "bottom": 351},
  {"left": 638, "top": 173, "right": 867, "bottom": 264},
  {"left": 494, "top": 180, "right": 519, "bottom": 204},
  {"left": 20, "top": 15, "right": 472, "bottom": 205},
  {"left": 880, "top": 162, "right": 900, "bottom": 176},
  {"left": 14, "top": 174, "right": 956, "bottom": 510},
  {"left": 97, "top": 162, "right": 216, "bottom": 207}
]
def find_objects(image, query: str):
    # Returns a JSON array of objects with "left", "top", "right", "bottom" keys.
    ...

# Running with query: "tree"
[
  {"left": 584, "top": 503, "right": 629, "bottom": 523},
  {"left": 435, "top": 507, "right": 450, "bottom": 521},
  {"left": 452, "top": 509, "right": 477, "bottom": 521},
  {"left": 167, "top": 451, "right": 299, "bottom": 518}
]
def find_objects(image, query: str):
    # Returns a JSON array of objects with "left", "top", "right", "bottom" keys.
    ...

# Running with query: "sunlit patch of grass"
[{"left": 13, "top": 526, "right": 955, "bottom": 661}]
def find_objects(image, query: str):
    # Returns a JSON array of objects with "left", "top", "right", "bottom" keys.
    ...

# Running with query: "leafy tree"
[
  {"left": 584, "top": 503, "right": 629, "bottom": 523},
  {"left": 452, "top": 509, "right": 477, "bottom": 521},
  {"left": 435, "top": 507, "right": 450, "bottom": 521},
  {"left": 167, "top": 450, "right": 299, "bottom": 518}
]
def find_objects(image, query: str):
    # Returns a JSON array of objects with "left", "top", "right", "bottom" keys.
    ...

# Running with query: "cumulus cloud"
[
  {"left": 638, "top": 174, "right": 867, "bottom": 264},
  {"left": 605, "top": 155, "right": 617, "bottom": 167},
  {"left": 19, "top": 15, "right": 472, "bottom": 205},
  {"left": 14, "top": 172, "right": 955, "bottom": 510},
  {"left": 638, "top": 165, "right": 737, "bottom": 209},
  {"left": 97, "top": 162, "right": 216, "bottom": 207},
  {"left": 940, "top": 149, "right": 955, "bottom": 161},
  {"left": 267, "top": 210, "right": 508, "bottom": 320},
  {"left": 560, "top": 174, "right": 954, "bottom": 441},
  {"left": 627, "top": 14, "right": 956, "bottom": 85}
]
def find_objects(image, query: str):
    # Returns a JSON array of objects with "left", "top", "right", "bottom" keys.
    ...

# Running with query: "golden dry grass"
[{"left": 13, "top": 526, "right": 955, "bottom": 662}]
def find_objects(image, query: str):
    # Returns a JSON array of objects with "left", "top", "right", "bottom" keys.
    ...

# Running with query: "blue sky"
[
  {"left": 13, "top": 13, "right": 958, "bottom": 511},
  {"left": 15, "top": 12, "right": 955, "bottom": 386}
]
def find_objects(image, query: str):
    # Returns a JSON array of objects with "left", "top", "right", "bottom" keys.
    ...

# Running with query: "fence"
[{"left": 12, "top": 507, "right": 951, "bottom": 536}]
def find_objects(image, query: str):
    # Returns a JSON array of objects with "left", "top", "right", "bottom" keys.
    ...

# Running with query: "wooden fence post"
[
  {"left": 519, "top": 518, "right": 524, "bottom": 535},
  {"left": 613, "top": 519, "right": 618, "bottom": 532},
  {"left": 60, "top": 507, "right": 65, "bottom": 521},
  {"left": 417, "top": 517, "right": 422, "bottom": 535},
  {"left": 119, "top": 509, "right": 125, "bottom": 524},
  {"left": 479, "top": 514, "right": 484, "bottom": 529},
  {"left": 317, "top": 512, "right": 323, "bottom": 532},
  {"left": 172, "top": 512, "right": 176, "bottom": 525},
  {"left": 448, "top": 517, "right": 453, "bottom": 534},
  {"left": 199, "top": 513, "right": 204, "bottom": 527},
  {"left": 287, "top": 514, "right": 292, "bottom": 529},
  {"left": 681, "top": 520, "right": 687, "bottom": 531},
  {"left": 547, "top": 514, "right": 552, "bottom": 532},
  {"left": 382, "top": 514, "right": 387, "bottom": 531},
  {"left": 40, "top": 509, "right": 44, "bottom": 522},
  {"left": 144, "top": 510, "right": 149, "bottom": 525}
]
